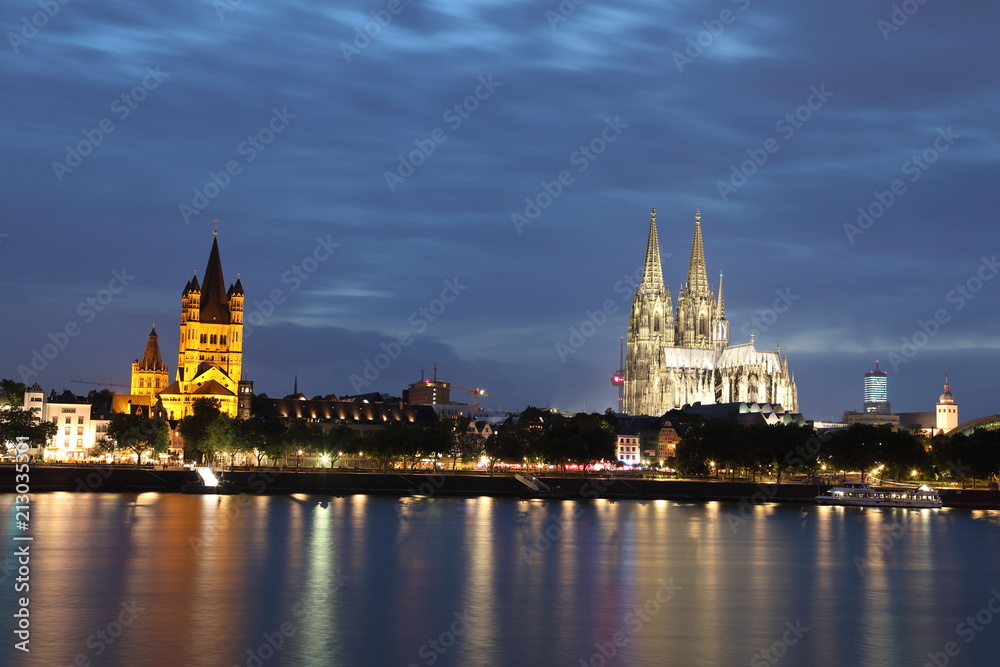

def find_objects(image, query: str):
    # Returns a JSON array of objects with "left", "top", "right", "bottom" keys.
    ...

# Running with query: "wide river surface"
[{"left": 2, "top": 492, "right": 999, "bottom": 666}]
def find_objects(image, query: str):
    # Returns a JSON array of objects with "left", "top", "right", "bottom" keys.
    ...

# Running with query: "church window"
[
  {"left": 654, "top": 316, "right": 660, "bottom": 332},
  {"left": 220, "top": 335, "right": 227, "bottom": 345},
  {"left": 200, "top": 334, "right": 207, "bottom": 344},
  {"left": 210, "top": 334, "right": 218, "bottom": 345}
]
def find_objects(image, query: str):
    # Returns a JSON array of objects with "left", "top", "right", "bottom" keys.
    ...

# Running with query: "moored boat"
[{"left": 815, "top": 481, "right": 941, "bottom": 508}]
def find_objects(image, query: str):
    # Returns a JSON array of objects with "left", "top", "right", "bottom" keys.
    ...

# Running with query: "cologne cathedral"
[{"left": 623, "top": 208, "right": 798, "bottom": 417}]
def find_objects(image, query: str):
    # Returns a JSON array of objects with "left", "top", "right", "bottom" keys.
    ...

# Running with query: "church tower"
[
  {"left": 159, "top": 232, "right": 244, "bottom": 419},
  {"left": 675, "top": 211, "right": 717, "bottom": 349},
  {"left": 624, "top": 207, "right": 673, "bottom": 416},
  {"left": 130, "top": 327, "right": 169, "bottom": 399},
  {"left": 935, "top": 377, "right": 958, "bottom": 434}
]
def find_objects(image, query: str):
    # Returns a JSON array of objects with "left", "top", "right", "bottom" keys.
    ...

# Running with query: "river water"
[{"left": 2, "top": 492, "right": 999, "bottom": 667}]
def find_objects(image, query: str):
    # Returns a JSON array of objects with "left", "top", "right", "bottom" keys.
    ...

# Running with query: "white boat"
[{"left": 815, "top": 482, "right": 942, "bottom": 508}]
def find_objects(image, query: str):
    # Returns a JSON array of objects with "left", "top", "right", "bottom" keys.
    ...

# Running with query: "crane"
[
  {"left": 71, "top": 378, "right": 129, "bottom": 388},
  {"left": 451, "top": 385, "right": 488, "bottom": 413}
]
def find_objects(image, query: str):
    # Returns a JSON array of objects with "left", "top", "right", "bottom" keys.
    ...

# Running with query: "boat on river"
[{"left": 815, "top": 482, "right": 942, "bottom": 508}]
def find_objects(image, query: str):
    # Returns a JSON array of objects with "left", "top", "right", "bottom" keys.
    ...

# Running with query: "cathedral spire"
[
  {"left": 640, "top": 206, "right": 665, "bottom": 290},
  {"left": 685, "top": 210, "right": 710, "bottom": 296},
  {"left": 717, "top": 271, "right": 725, "bottom": 318}
]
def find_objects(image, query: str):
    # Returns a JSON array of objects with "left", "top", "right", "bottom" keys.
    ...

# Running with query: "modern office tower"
[{"left": 863, "top": 361, "right": 890, "bottom": 414}]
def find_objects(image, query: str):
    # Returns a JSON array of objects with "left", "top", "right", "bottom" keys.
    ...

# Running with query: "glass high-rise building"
[{"left": 864, "top": 361, "right": 890, "bottom": 414}]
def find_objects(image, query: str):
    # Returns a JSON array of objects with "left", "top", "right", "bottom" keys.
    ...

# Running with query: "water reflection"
[{"left": 3, "top": 494, "right": 999, "bottom": 667}]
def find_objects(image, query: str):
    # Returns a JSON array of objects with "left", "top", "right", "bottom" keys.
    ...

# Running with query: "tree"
[
  {"left": 483, "top": 424, "right": 530, "bottom": 475},
  {"left": 178, "top": 398, "right": 223, "bottom": 463},
  {"left": 100, "top": 413, "right": 169, "bottom": 466},
  {"left": 450, "top": 419, "right": 483, "bottom": 470},
  {"left": 0, "top": 407, "right": 57, "bottom": 450},
  {"left": 283, "top": 419, "right": 324, "bottom": 466},
  {"left": 0, "top": 379, "right": 26, "bottom": 407},
  {"left": 204, "top": 415, "right": 250, "bottom": 469},
  {"left": 240, "top": 419, "right": 287, "bottom": 466},
  {"left": 363, "top": 422, "right": 408, "bottom": 470}
]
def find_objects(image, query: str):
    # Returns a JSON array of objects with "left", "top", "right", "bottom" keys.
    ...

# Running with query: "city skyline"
[{"left": 2, "top": 1, "right": 998, "bottom": 421}]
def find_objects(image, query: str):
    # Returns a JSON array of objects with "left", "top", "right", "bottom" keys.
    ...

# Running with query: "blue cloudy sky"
[{"left": 1, "top": 0, "right": 997, "bottom": 422}]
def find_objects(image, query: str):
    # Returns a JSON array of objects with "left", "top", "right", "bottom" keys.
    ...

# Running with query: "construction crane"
[
  {"left": 451, "top": 385, "right": 488, "bottom": 413},
  {"left": 611, "top": 336, "right": 625, "bottom": 410},
  {"left": 71, "top": 378, "right": 129, "bottom": 388}
]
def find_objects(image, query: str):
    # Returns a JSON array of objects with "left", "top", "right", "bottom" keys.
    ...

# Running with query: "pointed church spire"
[
  {"left": 717, "top": 271, "right": 725, "bottom": 318},
  {"left": 640, "top": 207, "right": 665, "bottom": 290},
  {"left": 200, "top": 236, "right": 231, "bottom": 323},
  {"left": 138, "top": 327, "right": 167, "bottom": 372},
  {"left": 685, "top": 210, "right": 710, "bottom": 296}
]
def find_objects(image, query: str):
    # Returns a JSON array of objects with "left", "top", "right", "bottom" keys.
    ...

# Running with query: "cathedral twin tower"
[{"left": 623, "top": 208, "right": 798, "bottom": 416}]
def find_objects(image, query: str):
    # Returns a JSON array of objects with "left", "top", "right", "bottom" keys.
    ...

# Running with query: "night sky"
[{"left": 2, "top": 1, "right": 997, "bottom": 422}]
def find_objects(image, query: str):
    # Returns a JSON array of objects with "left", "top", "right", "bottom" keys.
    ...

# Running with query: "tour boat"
[{"left": 815, "top": 481, "right": 942, "bottom": 508}]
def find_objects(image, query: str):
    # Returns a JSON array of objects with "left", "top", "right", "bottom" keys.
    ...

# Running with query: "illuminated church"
[
  {"left": 125, "top": 232, "right": 245, "bottom": 419},
  {"left": 623, "top": 208, "right": 798, "bottom": 417}
]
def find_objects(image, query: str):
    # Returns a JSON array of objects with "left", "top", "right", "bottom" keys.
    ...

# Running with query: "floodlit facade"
[
  {"left": 623, "top": 208, "right": 798, "bottom": 417},
  {"left": 22, "top": 384, "right": 109, "bottom": 461},
  {"left": 158, "top": 233, "right": 244, "bottom": 419},
  {"left": 935, "top": 378, "right": 959, "bottom": 434}
]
